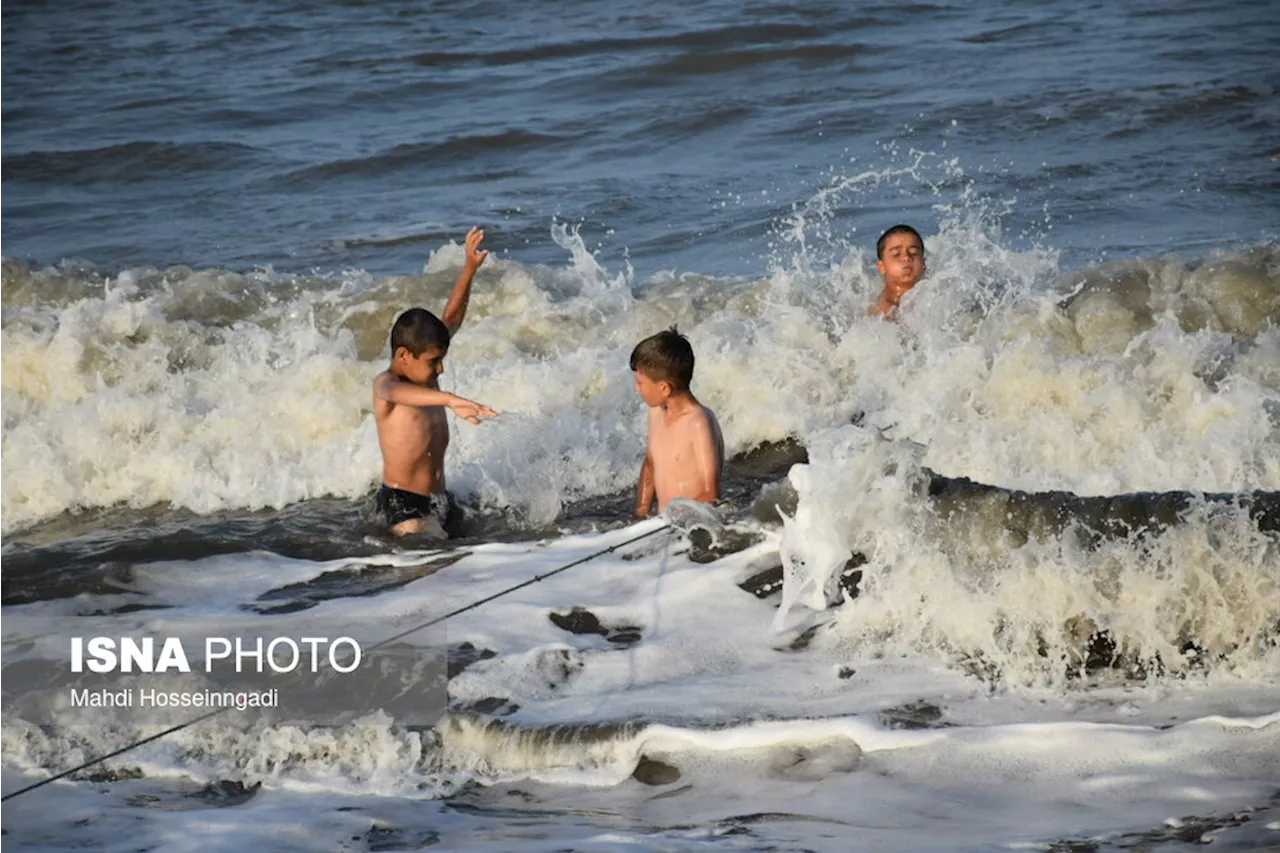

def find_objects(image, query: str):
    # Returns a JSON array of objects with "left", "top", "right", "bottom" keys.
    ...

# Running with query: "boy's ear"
[{"left": 658, "top": 379, "right": 675, "bottom": 399}]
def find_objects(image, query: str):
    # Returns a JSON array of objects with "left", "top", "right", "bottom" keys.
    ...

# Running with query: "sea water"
[{"left": 3, "top": 1, "right": 1279, "bottom": 850}]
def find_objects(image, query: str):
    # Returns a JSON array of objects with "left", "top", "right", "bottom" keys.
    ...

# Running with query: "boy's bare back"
[
  {"left": 646, "top": 400, "right": 724, "bottom": 512},
  {"left": 630, "top": 327, "right": 723, "bottom": 517}
]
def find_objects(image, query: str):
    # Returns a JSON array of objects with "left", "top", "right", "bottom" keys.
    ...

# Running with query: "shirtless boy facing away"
[
  {"left": 630, "top": 328, "right": 724, "bottom": 517},
  {"left": 373, "top": 227, "right": 496, "bottom": 536},
  {"left": 869, "top": 224, "right": 926, "bottom": 320}
]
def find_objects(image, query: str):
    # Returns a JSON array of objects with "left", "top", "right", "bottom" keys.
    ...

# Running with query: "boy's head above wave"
[
  {"left": 630, "top": 327, "right": 695, "bottom": 405},
  {"left": 871, "top": 223, "right": 927, "bottom": 319},
  {"left": 390, "top": 307, "right": 450, "bottom": 386}
]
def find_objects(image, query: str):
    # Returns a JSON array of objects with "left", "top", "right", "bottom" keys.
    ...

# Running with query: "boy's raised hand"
[
  {"left": 442, "top": 226, "right": 488, "bottom": 335},
  {"left": 450, "top": 396, "right": 498, "bottom": 425},
  {"left": 464, "top": 226, "right": 489, "bottom": 270}
]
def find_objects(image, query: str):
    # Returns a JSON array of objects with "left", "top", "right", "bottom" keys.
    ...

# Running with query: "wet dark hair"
[
  {"left": 876, "top": 224, "right": 925, "bottom": 260},
  {"left": 390, "top": 308, "right": 449, "bottom": 357},
  {"left": 630, "top": 326, "right": 695, "bottom": 391}
]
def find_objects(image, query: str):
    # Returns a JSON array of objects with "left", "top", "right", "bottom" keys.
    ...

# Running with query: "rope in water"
[{"left": 0, "top": 521, "right": 672, "bottom": 803}]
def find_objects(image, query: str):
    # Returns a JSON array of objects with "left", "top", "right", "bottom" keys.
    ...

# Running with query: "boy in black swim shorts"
[{"left": 371, "top": 227, "right": 497, "bottom": 536}]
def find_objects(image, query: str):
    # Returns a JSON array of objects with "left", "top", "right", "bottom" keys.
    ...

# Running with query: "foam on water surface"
[
  {"left": 3, "top": 158, "right": 1279, "bottom": 851},
  {"left": 3, "top": 477, "right": 1279, "bottom": 850}
]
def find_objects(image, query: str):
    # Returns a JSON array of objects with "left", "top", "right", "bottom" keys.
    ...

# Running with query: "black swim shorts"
[{"left": 376, "top": 485, "right": 451, "bottom": 532}]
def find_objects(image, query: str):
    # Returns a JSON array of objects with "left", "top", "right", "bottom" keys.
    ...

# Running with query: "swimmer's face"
[
  {"left": 876, "top": 232, "right": 926, "bottom": 292},
  {"left": 633, "top": 369, "right": 670, "bottom": 408},
  {"left": 398, "top": 346, "right": 447, "bottom": 385}
]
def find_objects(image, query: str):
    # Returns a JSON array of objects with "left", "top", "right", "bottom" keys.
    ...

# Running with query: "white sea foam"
[
  {"left": 3, "top": 524, "right": 1278, "bottom": 851},
  {"left": 3, "top": 169, "right": 1279, "bottom": 852},
  {"left": 4, "top": 215, "right": 1277, "bottom": 534}
]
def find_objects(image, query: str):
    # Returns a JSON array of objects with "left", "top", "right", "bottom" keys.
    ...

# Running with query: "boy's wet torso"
[{"left": 375, "top": 347, "right": 451, "bottom": 496}]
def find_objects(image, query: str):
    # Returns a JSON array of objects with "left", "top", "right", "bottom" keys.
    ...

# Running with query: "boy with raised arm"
[
  {"left": 869, "top": 223, "right": 927, "bottom": 320},
  {"left": 631, "top": 327, "right": 724, "bottom": 517},
  {"left": 373, "top": 227, "right": 496, "bottom": 536}
]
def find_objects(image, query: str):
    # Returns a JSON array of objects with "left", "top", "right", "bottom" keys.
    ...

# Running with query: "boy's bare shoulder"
[
  {"left": 690, "top": 403, "right": 719, "bottom": 429},
  {"left": 677, "top": 404, "right": 721, "bottom": 449},
  {"left": 373, "top": 370, "right": 407, "bottom": 405}
]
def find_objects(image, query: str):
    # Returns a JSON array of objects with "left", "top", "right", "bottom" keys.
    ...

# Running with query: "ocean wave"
[
  {"left": 2, "top": 140, "right": 270, "bottom": 186},
  {"left": 2, "top": 224, "right": 1278, "bottom": 534},
  {"left": 271, "top": 130, "right": 576, "bottom": 187}
]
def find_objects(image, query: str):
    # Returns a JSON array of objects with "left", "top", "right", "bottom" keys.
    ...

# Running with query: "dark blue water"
[{"left": 4, "top": 0, "right": 1277, "bottom": 280}]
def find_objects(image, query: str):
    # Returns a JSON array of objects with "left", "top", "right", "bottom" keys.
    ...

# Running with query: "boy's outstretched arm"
[
  {"left": 635, "top": 451, "right": 656, "bottom": 518},
  {"left": 441, "top": 226, "right": 488, "bottom": 336},
  {"left": 374, "top": 374, "right": 497, "bottom": 424}
]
